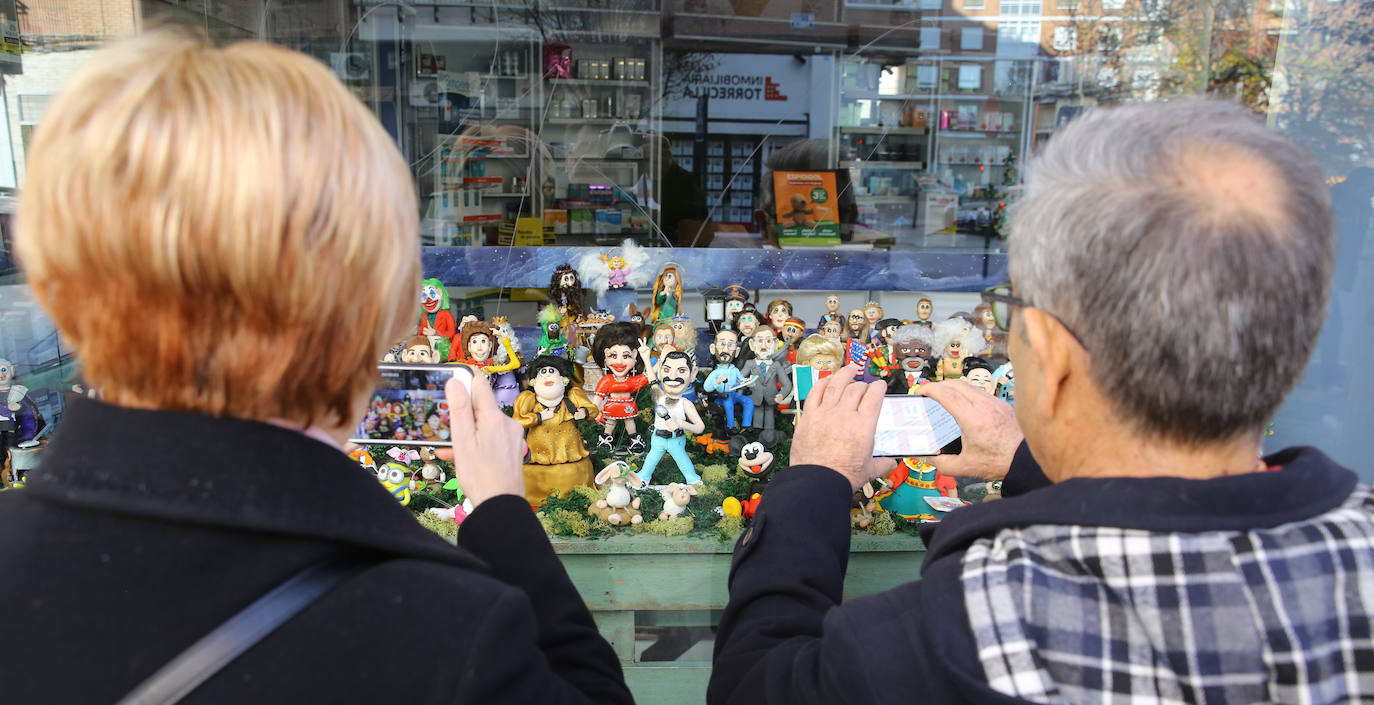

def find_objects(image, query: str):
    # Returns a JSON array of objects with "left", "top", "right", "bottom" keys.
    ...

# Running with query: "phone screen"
[
  {"left": 873, "top": 395, "right": 963, "bottom": 457},
  {"left": 350, "top": 364, "right": 474, "bottom": 447}
]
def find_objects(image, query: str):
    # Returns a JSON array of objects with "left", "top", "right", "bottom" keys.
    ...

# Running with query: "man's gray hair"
[
  {"left": 1010, "top": 99, "right": 1333, "bottom": 443},
  {"left": 892, "top": 324, "right": 935, "bottom": 347}
]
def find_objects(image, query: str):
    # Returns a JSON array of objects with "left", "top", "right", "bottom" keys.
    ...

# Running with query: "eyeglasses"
[
  {"left": 981, "top": 284, "right": 1088, "bottom": 350},
  {"left": 981, "top": 285, "right": 1024, "bottom": 332}
]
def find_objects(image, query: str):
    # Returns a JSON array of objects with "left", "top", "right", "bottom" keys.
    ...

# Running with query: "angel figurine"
[{"left": 577, "top": 238, "right": 652, "bottom": 296}]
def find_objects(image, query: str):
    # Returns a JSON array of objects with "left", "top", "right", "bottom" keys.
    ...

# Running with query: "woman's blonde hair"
[{"left": 16, "top": 29, "right": 419, "bottom": 426}]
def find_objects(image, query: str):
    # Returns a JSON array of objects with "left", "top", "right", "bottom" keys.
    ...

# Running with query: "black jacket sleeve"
[
  {"left": 708, "top": 466, "right": 904, "bottom": 705},
  {"left": 457, "top": 494, "right": 632, "bottom": 705},
  {"left": 1000, "top": 441, "right": 1050, "bottom": 497}
]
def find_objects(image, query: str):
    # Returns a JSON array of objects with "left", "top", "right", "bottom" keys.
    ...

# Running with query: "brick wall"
[{"left": 18, "top": 0, "right": 139, "bottom": 44}]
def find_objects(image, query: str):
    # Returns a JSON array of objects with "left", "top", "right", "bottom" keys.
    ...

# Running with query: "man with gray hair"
[{"left": 709, "top": 100, "right": 1374, "bottom": 705}]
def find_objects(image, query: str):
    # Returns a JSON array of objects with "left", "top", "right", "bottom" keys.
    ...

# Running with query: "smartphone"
[
  {"left": 873, "top": 395, "right": 963, "bottom": 457},
  {"left": 350, "top": 364, "right": 474, "bottom": 447}
]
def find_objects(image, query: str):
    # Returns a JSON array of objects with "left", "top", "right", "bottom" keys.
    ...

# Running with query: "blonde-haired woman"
[{"left": 0, "top": 30, "right": 631, "bottom": 705}]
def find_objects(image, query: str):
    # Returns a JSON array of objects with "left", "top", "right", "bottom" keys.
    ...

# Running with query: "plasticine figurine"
[
  {"left": 739, "top": 328, "right": 792, "bottom": 444},
  {"left": 862, "top": 302, "right": 885, "bottom": 341},
  {"left": 641, "top": 350, "right": 706, "bottom": 485},
  {"left": 765, "top": 299, "right": 794, "bottom": 334},
  {"left": 591, "top": 322, "right": 652, "bottom": 455},
  {"left": 649, "top": 322, "right": 677, "bottom": 360},
  {"left": 605, "top": 256, "right": 629, "bottom": 289},
  {"left": 851, "top": 480, "right": 881, "bottom": 529},
  {"left": 444, "top": 312, "right": 482, "bottom": 363},
  {"left": 734, "top": 307, "right": 762, "bottom": 339},
  {"left": 573, "top": 310, "right": 614, "bottom": 394},
  {"left": 796, "top": 335, "right": 844, "bottom": 374},
  {"left": 723, "top": 285, "right": 751, "bottom": 328},
  {"left": 0, "top": 361, "right": 44, "bottom": 487},
  {"left": 737, "top": 440, "right": 775, "bottom": 478},
  {"left": 548, "top": 263, "right": 586, "bottom": 322},
  {"left": 399, "top": 335, "right": 442, "bottom": 364},
  {"left": 536, "top": 304, "right": 570, "bottom": 358},
  {"left": 913, "top": 296, "right": 935, "bottom": 328},
  {"left": 822, "top": 294, "right": 841, "bottom": 320},
  {"left": 650, "top": 264, "right": 684, "bottom": 323},
  {"left": 869, "top": 317, "right": 905, "bottom": 378},
  {"left": 589, "top": 461, "right": 647, "bottom": 526},
  {"left": 842, "top": 309, "right": 870, "bottom": 345},
  {"left": 578, "top": 238, "right": 651, "bottom": 295},
  {"left": 932, "top": 318, "right": 982, "bottom": 381},
  {"left": 817, "top": 314, "right": 844, "bottom": 342},
  {"left": 972, "top": 302, "right": 1008, "bottom": 362},
  {"left": 512, "top": 355, "right": 600, "bottom": 507},
  {"left": 993, "top": 362, "right": 1015, "bottom": 404},
  {"left": 875, "top": 457, "right": 958, "bottom": 522},
  {"left": 417, "top": 277, "right": 456, "bottom": 346},
  {"left": 962, "top": 356, "right": 998, "bottom": 394},
  {"left": 376, "top": 462, "right": 413, "bottom": 505},
  {"left": 453, "top": 320, "right": 523, "bottom": 408},
  {"left": 703, "top": 328, "right": 753, "bottom": 435},
  {"left": 886, "top": 324, "right": 937, "bottom": 395},
  {"left": 658, "top": 482, "right": 698, "bottom": 521},
  {"left": 781, "top": 335, "right": 845, "bottom": 412},
  {"left": 780, "top": 318, "right": 806, "bottom": 363},
  {"left": 667, "top": 316, "right": 698, "bottom": 360}
]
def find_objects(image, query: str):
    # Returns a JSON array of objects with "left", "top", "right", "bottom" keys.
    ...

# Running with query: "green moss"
[
  {"left": 866, "top": 510, "right": 897, "bottom": 536},
  {"left": 547, "top": 508, "right": 594, "bottom": 537},
  {"left": 637, "top": 515, "right": 694, "bottom": 536},
  {"left": 700, "top": 463, "right": 731, "bottom": 484},
  {"left": 715, "top": 515, "right": 744, "bottom": 541},
  {"left": 637, "top": 486, "right": 666, "bottom": 519},
  {"left": 415, "top": 512, "right": 459, "bottom": 540}
]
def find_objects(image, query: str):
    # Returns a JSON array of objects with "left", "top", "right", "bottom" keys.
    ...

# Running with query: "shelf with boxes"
[{"left": 412, "top": 35, "right": 661, "bottom": 247}]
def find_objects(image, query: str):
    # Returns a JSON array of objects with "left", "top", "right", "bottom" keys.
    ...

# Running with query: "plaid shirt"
[{"left": 962, "top": 485, "right": 1374, "bottom": 704}]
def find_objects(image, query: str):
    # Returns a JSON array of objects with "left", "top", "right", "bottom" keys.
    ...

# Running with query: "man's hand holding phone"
[
  {"left": 436, "top": 370, "right": 526, "bottom": 508},
  {"left": 913, "top": 380, "right": 1023, "bottom": 481}
]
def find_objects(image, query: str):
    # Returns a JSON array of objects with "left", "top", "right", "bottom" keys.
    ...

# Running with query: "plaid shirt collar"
[{"left": 924, "top": 446, "right": 1358, "bottom": 572}]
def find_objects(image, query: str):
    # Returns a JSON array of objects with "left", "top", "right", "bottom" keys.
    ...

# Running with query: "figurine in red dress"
[{"left": 591, "top": 322, "right": 653, "bottom": 455}]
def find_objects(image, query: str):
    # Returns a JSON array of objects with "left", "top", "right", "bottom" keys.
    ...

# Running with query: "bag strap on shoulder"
[{"left": 115, "top": 553, "right": 373, "bottom": 705}]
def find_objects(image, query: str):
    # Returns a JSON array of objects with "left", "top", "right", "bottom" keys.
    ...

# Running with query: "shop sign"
[{"left": 666, "top": 54, "right": 808, "bottom": 123}]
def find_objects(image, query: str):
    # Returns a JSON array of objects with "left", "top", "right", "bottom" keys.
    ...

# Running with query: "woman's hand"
[
  {"left": 789, "top": 364, "right": 887, "bottom": 492},
  {"left": 435, "top": 371, "right": 526, "bottom": 507}
]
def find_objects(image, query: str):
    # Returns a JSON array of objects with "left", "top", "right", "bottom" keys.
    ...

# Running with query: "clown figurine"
[
  {"left": 417, "top": 278, "right": 456, "bottom": 358},
  {"left": 591, "top": 322, "right": 653, "bottom": 455}
]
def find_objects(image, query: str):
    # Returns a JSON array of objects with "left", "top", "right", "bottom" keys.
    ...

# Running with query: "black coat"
[
  {"left": 707, "top": 443, "right": 1360, "bottom": 705},
  {"left": 0, "top": 399, "right": 633, "bottom": 705}
]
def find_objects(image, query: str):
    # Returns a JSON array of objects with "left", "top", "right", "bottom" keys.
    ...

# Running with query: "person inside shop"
[
  {"left": 0, "top": 30, "right": 632, "bottom": 705},
  {"left": 709, "top": 100, "right": 1374, "bottom": 704}
]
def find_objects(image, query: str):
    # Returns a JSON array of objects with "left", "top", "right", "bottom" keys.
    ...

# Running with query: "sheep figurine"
[
  {"left": 658, "top": 482, "right": 698, "bottom": 521},
  {"left": 588, "top": 461, "right": 648, "bottom": 526}
]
